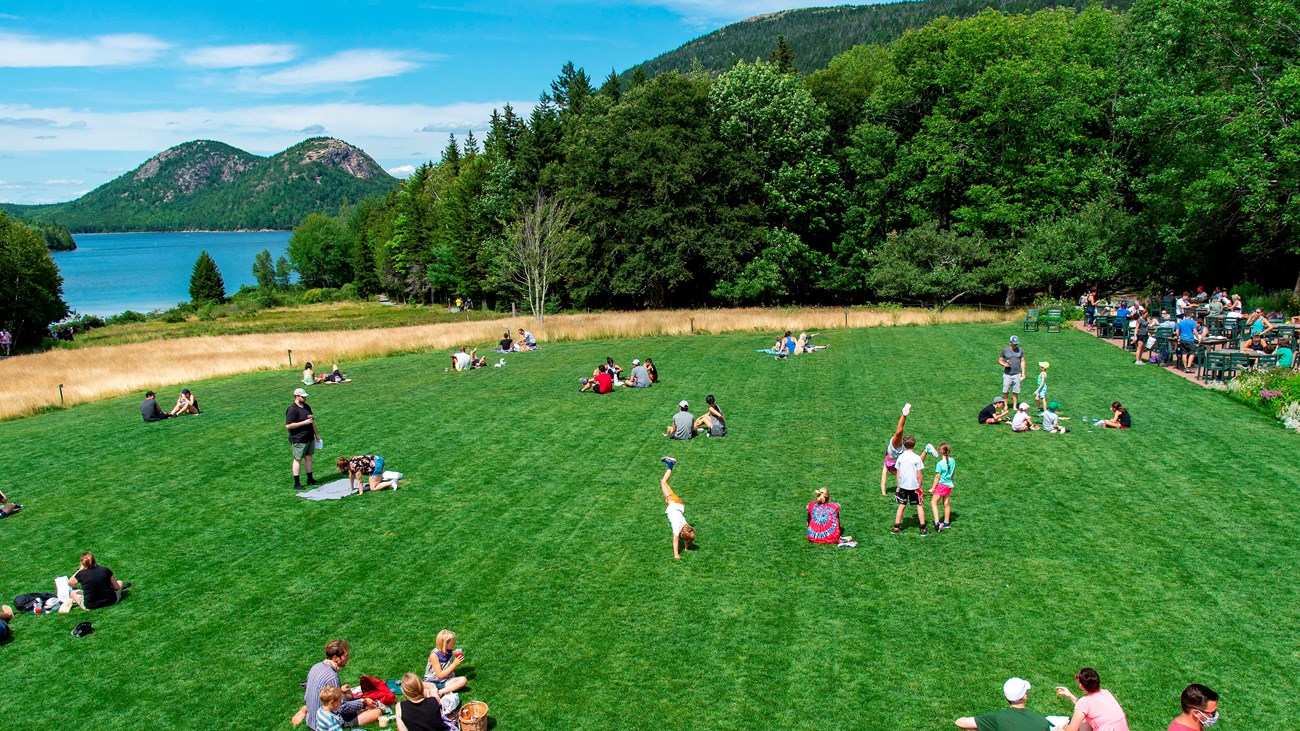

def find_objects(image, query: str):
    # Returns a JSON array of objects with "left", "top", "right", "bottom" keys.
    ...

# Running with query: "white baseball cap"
[
  {"left": 679, "top": 400, "right": 689, "bottom": 408},
  {"left": 1003, "top": 677, "right": 1031, "bottom": 702},
  {"left": 293, "top": 388, "right": 309, "bottom": 398},
  {"left": 632, "top": 359, "right": 641, "bottom": 365},
  {"left": 1018, "top": 402, "right": 1029, "bottom": 411}
]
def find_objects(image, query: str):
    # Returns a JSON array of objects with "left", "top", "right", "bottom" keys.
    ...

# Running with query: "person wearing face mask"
[{"left": 1168, "top": 683, "right": 1219, "bottom": 731}]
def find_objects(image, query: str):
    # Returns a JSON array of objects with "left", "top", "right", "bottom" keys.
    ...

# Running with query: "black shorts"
[
  {"left": 894, "top": 487, "right": 921, "bottom": 506},
  {"left": 1178, "top": 340, "right": 1196, "bottom": 355}
]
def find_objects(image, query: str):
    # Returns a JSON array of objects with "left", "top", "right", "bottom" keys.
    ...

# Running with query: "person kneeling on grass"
[
  {"left": 1095, "top": 402, "right": 1131, "bottom": 429},
  {"left": 658, "top": 457, "right": 696, "bottom": 559},
  {"left": 64, "top": 551, "right": 130, "bottom": 613},
  {"left": 807, "top": 488, "right": 854, "bottom": 547},
  {"left": 0, "top": 488, "right": 24, "bottom": 519},
  {"left": 977, "top": 397, "right": 1008, "bottom": 425},
  {"left": 336, "top": 455, "right": 398, "bottom": 495}
]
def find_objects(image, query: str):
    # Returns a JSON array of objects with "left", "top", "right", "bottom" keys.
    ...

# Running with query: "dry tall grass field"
[{"left": 0, "top": 306, "right": 1016, "bottom": 420}]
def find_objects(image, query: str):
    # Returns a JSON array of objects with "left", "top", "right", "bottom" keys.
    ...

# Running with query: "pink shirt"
[
  {"left": 1074, "top": 689, "right": 1130, "bottom": 731},
  {"left": 1167, "top": 724, "right": 1197, "bottom": 731}
]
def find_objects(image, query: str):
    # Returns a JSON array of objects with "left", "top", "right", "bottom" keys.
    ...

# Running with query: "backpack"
[{"left": 14, "top": 592, "right": 56, "bottom": 613}]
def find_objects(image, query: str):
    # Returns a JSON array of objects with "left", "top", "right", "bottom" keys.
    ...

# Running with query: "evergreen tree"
[
  {"left": 252, "top": 248, "right": 277, "bottom": 290},
  {"left": 599, "top": 69, "right": 622, "bottom": 102},
  {"left": 189, "top": 250, "right": 227, "bottom": 303},
  {"left": 441, "top": 134, "right": 462, "bottom": 170},
  {"left": 550, "top": 61, "right": 594, "bottom": 115},
  {"left": 768, "top": 35, "right": 796, "bottom": 74},
  {"left": 463, "top": 130, "right": 479, "bottom": 157},
  {"left": 275, "top": 255, "right": 292, "bottom": 287}
]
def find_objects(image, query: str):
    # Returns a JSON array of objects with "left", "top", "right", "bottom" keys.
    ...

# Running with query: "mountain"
[
  {"left": 630, "top": 0, "right": 1132, "bottom": 77},
  {"left": 2, "top": 137, "right": 399, "bottom": 233}
]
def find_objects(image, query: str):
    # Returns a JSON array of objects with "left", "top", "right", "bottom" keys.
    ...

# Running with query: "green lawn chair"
[
  {"left": 1200, "top": 350, "right": 1228, "bottom": 382},
  {"left": 1024, "top": 308, "right": 1040, "bottom": 332},
  {"left": 1094, "top": 313, "right": 1111, "bottom": 337},
  {"left": 1225, "top": 352, "right": 1252, "bottom": 379},
  {"left": 1046, "top": 308, "right": 1063, "bottom": 333},
  {"left": 1255, "top": 353, "right": 1279, "bottom": 370}
]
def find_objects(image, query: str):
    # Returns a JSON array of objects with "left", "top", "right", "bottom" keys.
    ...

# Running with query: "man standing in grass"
[
  {"left": 286, "top": 388, "right": 320, "bottom": 491},
  {"left": 955, "top": 677, "right": 1052, "bottom": 730},
  {"left": 999, "top": 336, "right": 1026, "bottom": 409}
]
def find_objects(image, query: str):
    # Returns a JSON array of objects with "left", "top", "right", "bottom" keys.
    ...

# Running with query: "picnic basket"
[{"left": 460, "top": 700, "right": 490, "bottom": 731}]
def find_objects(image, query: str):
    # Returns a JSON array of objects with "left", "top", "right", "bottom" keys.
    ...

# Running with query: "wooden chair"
[{"left": 1046, "top": 308, "right": 1063, "bottom": 333}]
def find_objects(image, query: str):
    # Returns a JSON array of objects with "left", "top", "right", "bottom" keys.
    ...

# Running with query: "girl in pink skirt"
[{"left": 929, "top": 443, "right": 955, "bottom": 531}]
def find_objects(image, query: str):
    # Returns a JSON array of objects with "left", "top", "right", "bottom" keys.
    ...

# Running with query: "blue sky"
[{"left": 0, "top": 1, "right": 857, "bottom": 204}]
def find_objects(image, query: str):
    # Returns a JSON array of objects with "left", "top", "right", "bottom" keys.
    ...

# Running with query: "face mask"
[{"left": 1197, "top": 710, "right": 1219, "bottom": 728}]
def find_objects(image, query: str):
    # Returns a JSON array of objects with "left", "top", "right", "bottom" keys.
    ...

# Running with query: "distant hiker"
[
  {"left": 286, "top": 388, "right": 320, "bottom": 490},
  {"left": 140, "top": 391, "right": 171, "bottom": 422},
  {"left": 0, "top": 328, "right": 10, "bottom": 356}
]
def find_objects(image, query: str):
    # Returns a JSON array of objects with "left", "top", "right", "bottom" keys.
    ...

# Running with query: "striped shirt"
[
  {"left": 315, "top": 707, "right": 343, "bottom": 731},
  {"left": 304, "top": 661, "right": 362, "bottom": 731}
]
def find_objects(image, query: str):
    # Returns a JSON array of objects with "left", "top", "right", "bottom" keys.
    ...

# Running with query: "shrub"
[
  {"left": 1225, "top": 367, "right": 1300, "bottom": 431},
  {"left": 1030, "top": 296, "right": 1083, "bottom": 322},
  {"left": 161, "top": 310, "right": 188, "bottom": 323},
  {"left": 336, "top": 282, "right": 361, "bottom": 301},
  {"left": 106, "top": 310, "right": 148, "bottom": 326},
  {"left": 299, "top": 288, "right": 338, "bottom": 305}
]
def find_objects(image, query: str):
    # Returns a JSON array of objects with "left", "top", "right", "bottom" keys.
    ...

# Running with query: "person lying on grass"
[
  {"left": 807, "top": 488, "right": 854, "bottom": 546},
  {"left": 63, "top": 551, "right": 130, "bottom": 613},
  {"left": 693, "top": 394, "right": 726, "bottom": 437},
  {"left": 397, "top": 672, "right": 458, "bottom": 731},
  {"left": 658, "top": 457, "right": 696, "bottom": 559},
  {"left": 320, "top": 364, "right": 351, "bottom": 383},
  {"left": 424, "top": 629, "right": 468, "bottom": 698},
  {"left": 0, "top": 488, "right": 23, "bottom": 519},
  {"left": 169, "top": 388, "right": 199, "bottom": 416},
  {"left": 1054, "top": 667, "right": 1131, "bottom": 731},
  {"left": 336, "top": 455, "right": 398, "bottom": 495},
  {"left": 450, "top": 347, "right": 487, "bottom": 371}
]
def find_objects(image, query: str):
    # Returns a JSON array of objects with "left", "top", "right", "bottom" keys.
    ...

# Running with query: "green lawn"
[{"left": 1, "top": 323, "right": 1294, "bottom": 730}]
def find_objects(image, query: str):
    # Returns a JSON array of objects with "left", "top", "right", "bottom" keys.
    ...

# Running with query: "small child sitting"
[
  {"left": 1042, "top": 401, "right": 1070, "bottom": 434},
  {"left": 315, "top": 687, "right": 345, "bottom": 731}
]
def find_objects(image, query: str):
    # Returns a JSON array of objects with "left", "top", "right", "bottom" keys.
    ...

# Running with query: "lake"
[{"left": 54, "top": 231, "right": 292, "bottom": 316}]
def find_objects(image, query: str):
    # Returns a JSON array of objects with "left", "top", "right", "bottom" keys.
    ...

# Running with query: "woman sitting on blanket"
[
  {"left": 336, "top": 455, "right": 398, "bottom": 495},
  {"left": 302, "top": 362, "right": 326, "bottom": 385},
  {"left": 499, "top": 331, "right": 515, "bottom": 351}
]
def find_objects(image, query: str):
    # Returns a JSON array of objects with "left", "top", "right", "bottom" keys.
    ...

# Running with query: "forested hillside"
[
  {"left": 3, "top": 138, "right": 398, "bottom": 233},
  {"left": 631, "top": 0, "right": 1131, "bottom": 77}
]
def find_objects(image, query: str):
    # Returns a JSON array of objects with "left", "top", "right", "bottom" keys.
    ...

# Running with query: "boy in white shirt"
[{"left": 890, "top": 435, "right": 928, "bottom": 536}]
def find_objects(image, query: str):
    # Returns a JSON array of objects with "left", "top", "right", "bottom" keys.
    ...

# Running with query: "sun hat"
[
  {"left": 679, "top": 400, "right": 689, "bottom": 409},
  {"left": 1048, "top": 401, "right": 1061, "bottom": 410},
  {"left": 1009, "top": 335, "right": 1019, "bottom": 344},
  {"left": 293, "top": 388, "right": 309, "bottom": 398},
  {"left": 1039, "top": 361, "right": 1049, "bottom": 368},
  {"left": 1003, "top": 677, "right": 1031, "bottom": 702}
]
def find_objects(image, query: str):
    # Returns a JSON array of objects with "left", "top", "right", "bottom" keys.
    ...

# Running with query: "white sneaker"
[
  {"left": 924, "top": 443, "right": 938, "bottom": 458},
  {"left": 902, "top": 403, "right": 912, "bottom": 416}
]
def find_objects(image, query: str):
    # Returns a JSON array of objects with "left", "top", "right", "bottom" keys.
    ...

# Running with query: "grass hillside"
[
  {"left": 634, "top": 0, "right": 1132, "bottom": 76},
  {"left": 0, "top": 323, "right": 1294, "bottom": 729},
  {"left": 2, "top": 138, "right": 398, "bottom": 233}
]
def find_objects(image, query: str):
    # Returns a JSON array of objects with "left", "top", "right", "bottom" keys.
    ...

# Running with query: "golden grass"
[{"left": 0, "top": 306, "right": 1018, "bottom": 421}]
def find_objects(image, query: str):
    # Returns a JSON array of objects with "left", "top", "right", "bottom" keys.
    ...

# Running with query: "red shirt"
[{"left": 593, "top": 372, "right": 613, "bottom": 394}]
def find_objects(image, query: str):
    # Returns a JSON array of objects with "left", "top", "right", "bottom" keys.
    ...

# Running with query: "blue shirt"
[
  {"left": 315, "top": 707, "right": 343, "bottom": 731},
  {"left": 935, "top": 457, "right": 956, "bottom": 486},
  {"left": 1176, "top": 318, "right": 1197, "bottom": 341}
]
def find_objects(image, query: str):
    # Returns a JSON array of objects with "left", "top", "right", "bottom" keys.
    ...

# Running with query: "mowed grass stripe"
[{"left": 0, "top": 323, "right": 1295, "bottom": 730}]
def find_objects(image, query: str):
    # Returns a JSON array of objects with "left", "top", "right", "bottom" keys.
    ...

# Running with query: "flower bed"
[{"left": 1221, "top": 367, "right": 1300, "bottom": 431}]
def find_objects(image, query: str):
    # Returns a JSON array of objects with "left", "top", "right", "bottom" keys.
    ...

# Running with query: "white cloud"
[
  {"left": 248, "top": 50, "right": 424, "bottom": 90},
  {"left": 44, "top": 178, "right": 84, "bottom": 185},
  {"left": 183, "top": 43, "right": 297, "bottom": 69},
  {"left": 386, "top": 164, "right": 416, "bottom": 177},
  {"left": 0, "top": 32, "right": 170, "bottom": 67}
]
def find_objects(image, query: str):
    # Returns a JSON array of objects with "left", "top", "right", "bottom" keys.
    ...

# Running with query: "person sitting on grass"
[
  {"left": 336, "top": 455, "right": 398, "bottom": 496},
  {"left": 296, "top": 640, "right": 383, "bottom": 730},
  {"left": 140, "top": 390, "right": 172, "bottom": 422},
  {"left": 1011, "top": 403, "right": 1037, "bottom": 432},
  {"left": 0, "top": 489, "right": 22, "bottom": 519},
  {"left": 623, "top": 359, "right": 652, "bottom": 388},
  {"left": 645, "top": 357, "right": 659, "bottom": 383},
  {"left": 0, "top": 603, "right": 11, "bottom": 641},
  {"left": 771, "top": 335, "right": 789, "bottom": 358},
  {"left": 807, "top": 487, "right": 854, "bottom": 546},
  {"left": 1167, "top": 683, "right": 1219, "bottom": 731},
  {"left": 396, "top": 672, "right": 458, "bottom": 731},
  {"left": 517, "top": 328, "right": 537, "bottom": 349},
  {"left": 693, "top": 394, "right": 726, "bottom": 437},
  {"left": 666, "top": 400, "right": 695, "bottom": 439},
  {"left": 315, "top": 687, "right": 347, "bottom": 731},
  {"left": 1042, "top": 402, "right": 1070, "bottom": 434},
  {"left": 579, "top": 365, "right": 614, "bottom": 394},
  {"left": 978, "top": 396, "right": 1009, "bottom": 425},
  {"left": 424, "top": 630, "right": 468, "bottom": 698},
  {"left": 303, "top": 362, "right": 326, "bottom": 386},
  {"left": 1054, "top": 667, "right": 1131, "bottom": 731},
  {"left": 169, "top": 388, "right": 199, "bottom": 416},
  {"left": 499, "top": 331, "right": 515, "bottom": 351},
  {"left": 955, "top": 677, "right": 1052, "bottom": 730},
  {"left": 605, "top": 357, "right": 624, "bottom": 387},
  {"left": 63, "top": 551, "right": 130, "bottom": 613},
  {"left": 658, "top": 457, "right": 696, "bottom": 559},
  {"left": 1096, "top": 402, "right": 1131, "bottom": 429}
]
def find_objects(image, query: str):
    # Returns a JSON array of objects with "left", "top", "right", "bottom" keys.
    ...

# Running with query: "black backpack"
[{"left": 13, "top": 592, "right": 56, "bottom": 613}]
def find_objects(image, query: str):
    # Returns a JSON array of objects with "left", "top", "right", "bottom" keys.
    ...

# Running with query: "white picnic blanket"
[{"left": 295, "top": 472, "right": 404, "bottom": 501}]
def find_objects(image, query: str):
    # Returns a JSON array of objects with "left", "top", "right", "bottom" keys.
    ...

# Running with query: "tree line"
[{"left": 288, "top": 0, "right": 1297, "bottom": 316}]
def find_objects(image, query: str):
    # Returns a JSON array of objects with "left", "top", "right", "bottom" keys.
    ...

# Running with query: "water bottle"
[{"left": 33, "top": 601, "right": 42, "bottom": 615}]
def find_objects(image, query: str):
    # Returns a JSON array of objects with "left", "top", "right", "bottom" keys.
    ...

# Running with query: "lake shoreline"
[{"left": 74, "top": 229, "right": 290, "bottom": 235}]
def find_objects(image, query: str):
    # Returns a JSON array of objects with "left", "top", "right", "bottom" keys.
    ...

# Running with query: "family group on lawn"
[
  {"left": 292, "top": 637, "right": 468, "bottom": 731},
  {"left": 578, "top": 355, "right": 657, "bottom": 392},
  {"left": 979, "top": 335, "right": 1129, "bottom": 432},
  {"left": 772, "top": 330, "right": 824, "bottom": 357},
  {"left": 286, "top": 388, "right": 398, "bottom": 494}
]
